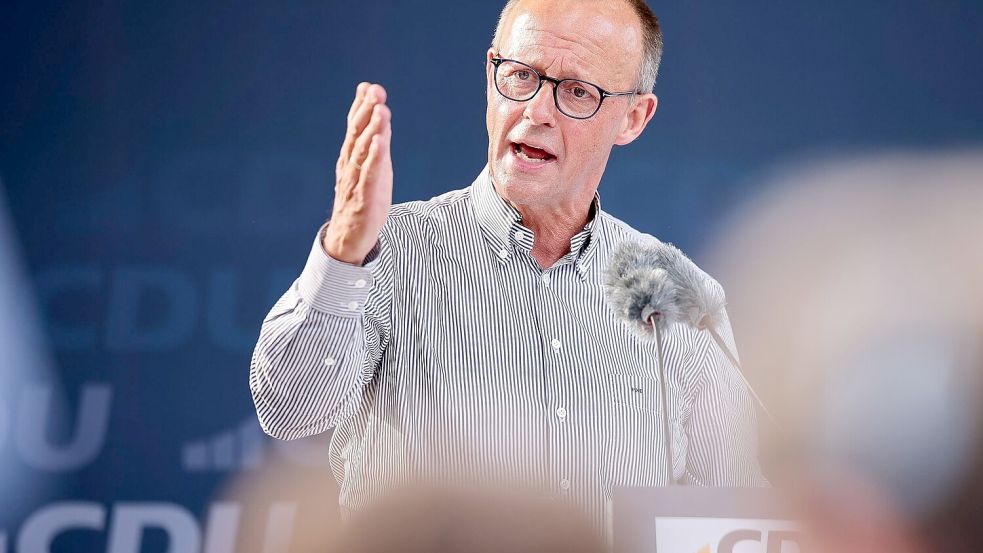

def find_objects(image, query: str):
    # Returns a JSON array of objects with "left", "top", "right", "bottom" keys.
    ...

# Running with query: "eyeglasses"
[{"left": 490, "top": 57, "right": 639, "bottom": 120}]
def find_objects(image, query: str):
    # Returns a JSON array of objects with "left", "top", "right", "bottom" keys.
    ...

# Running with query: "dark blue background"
[{"left": 2, "top": 1, "right": 981, "bottom": 550}]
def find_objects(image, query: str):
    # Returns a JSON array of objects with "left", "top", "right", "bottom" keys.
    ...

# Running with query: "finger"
[
  {"left": 350, "top": 103, "right": 390, "bottom": 170},
  {"left": 337, "top": 83, "right": 371, "bottom": 174},
  {"left": 339, "top": 85, "right": 387, "bottom": 169},
  {"left": 338, "top": 103, "right": 385, "bottom": 190},
  {"left": 380, "top": 105, "right": 392, "bottom": 144},
  {"left": 346, "top": 82, "right": 370, "bottom": 123},
  {"left": 348, "top": 85, "right": 385, "bottom": 138},
  {"left": 358, "top": 135, "right": 381, "bottom": 185}
]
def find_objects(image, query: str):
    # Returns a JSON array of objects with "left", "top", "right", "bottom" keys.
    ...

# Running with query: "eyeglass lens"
[{"left": 495, "top": 59, "right": 602, "bottom": 119}]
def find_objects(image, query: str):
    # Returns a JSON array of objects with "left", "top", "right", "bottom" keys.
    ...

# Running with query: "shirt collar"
[{"left": 470, "top": 165, "right": 603, "bottom": 277}]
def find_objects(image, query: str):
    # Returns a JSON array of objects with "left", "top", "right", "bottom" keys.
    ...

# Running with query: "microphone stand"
[{"left": 650, "top": 317, "right": 675, "bottom": 484}]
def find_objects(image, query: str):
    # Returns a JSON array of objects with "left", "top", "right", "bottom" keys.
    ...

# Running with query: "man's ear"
[
  {"left": 614, "top": 93, "right": 658, "bottom": 146},
  {"left": 485, "top": 49, "right": 496, "bottom": 97}
]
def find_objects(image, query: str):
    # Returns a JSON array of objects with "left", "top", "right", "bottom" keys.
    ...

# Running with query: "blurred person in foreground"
[
  {"left": 328, "top": 485, "right": 607, "bottom": 553},
  {"left": 249, "top": 0, "right": 764, "bottom": 537},
  {"left": 220, "top": 460, "right": 605, "bottom": 553},
  {"left": 705, "top": 151, "right": 983, "bottom": 553}
]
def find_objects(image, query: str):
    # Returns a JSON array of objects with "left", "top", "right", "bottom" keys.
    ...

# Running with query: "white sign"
[{"left": 654, "top": 517, "right": 802, "bottom": 553}]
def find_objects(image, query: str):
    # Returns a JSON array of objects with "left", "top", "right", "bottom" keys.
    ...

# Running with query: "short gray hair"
[{"left": 491, "top": 0, "right": 664, "bottom": 92}]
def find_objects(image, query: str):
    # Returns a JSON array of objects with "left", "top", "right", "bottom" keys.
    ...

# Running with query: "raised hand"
[{"left": 323, "top": 82, "right": 393, "bottom": 265}]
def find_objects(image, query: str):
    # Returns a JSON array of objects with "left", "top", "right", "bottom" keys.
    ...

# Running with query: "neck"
[{"left": 514, "top": 198, "right": 594, "bottom": 269}]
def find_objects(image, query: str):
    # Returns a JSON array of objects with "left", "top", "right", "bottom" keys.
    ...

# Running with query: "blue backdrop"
[{"left": 2, "top": 1, "right": 981, "bottom": 551}]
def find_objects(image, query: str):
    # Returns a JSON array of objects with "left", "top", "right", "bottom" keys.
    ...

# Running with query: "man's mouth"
[{"left": 511, "top": 142, "right": 557, "bottom": 163}]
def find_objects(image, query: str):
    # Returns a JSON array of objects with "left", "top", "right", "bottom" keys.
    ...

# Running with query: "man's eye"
[
  {"left": 516, "top": 70, "right": 531, "bottom": 81},
  {"left": 572, "top": 86, "right": 588, "bottom": 98}
]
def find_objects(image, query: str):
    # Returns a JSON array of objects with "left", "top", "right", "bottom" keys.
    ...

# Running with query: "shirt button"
[
  {"left": 346, "top": 301, "right": 359, "bottom": 311},
  {"left": 324, "top": 357, "right": 336, "bottom": 366},
  {"left": 550, "top": 338, "right": 562, "bottom": 351},
  {"left": 353, "top": 279, "right": 367, "bottom": 288},
  {"left": 541, "top": 273, "right": 551, "bottom": 286},
  {"left": 559, "top": 479, "right": 571, "bottom": 490},
  {"left": 497, "top": 248, "right": 509, "bottom": 260},
  {"left": 556, "top": 407, "right": 567, "bottom": 419}
]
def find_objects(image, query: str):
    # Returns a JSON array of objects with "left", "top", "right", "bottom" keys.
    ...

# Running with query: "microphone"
[
  {"left": 604, "top": 244, "right": 681, "bottom": 335},
  {"left": 604, "top": 245, "right": 680, "bottom": 483},
  {"left": 609, "top": 239, "right": 780, "bottom": 430}
]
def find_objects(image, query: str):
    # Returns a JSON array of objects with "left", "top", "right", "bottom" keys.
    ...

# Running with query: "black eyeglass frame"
[{"left": 490, "top": 56, "right": 641, "bottom": 120}]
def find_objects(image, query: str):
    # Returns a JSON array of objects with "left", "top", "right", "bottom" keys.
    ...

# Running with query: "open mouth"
[{"left": 511, "top": 142, "right": 557, "bottom": 163}]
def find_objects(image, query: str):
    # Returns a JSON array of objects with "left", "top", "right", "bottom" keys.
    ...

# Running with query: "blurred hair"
[{"left": 491, "top": 0, "right": 663, "bottom": 91}]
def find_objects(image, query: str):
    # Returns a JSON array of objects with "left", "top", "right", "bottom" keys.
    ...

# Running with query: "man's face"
[{"left": 485, "top": 0, "right": 656, "bottom": 214}]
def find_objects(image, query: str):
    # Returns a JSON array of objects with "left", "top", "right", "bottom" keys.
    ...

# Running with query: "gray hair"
[{"left": 491, "top": 0, "right": 664, "bottom": 92}]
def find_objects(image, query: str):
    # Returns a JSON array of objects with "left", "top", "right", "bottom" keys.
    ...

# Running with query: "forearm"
[{"left": 249, "top": 227, "right": 386, "bottom": 440}]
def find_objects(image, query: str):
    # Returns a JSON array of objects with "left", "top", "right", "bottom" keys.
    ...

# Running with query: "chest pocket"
[
  {"left": 610, "top": 373, "right": 659, "bottom": 412},
  {"left": 605, "top": 372, "right": 671, "bottom": 487}
]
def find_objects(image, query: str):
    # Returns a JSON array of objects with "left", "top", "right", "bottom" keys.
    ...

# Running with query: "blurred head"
[
  {"left": 485, "top": 0, "right": 660, "bottom": 215},
  {"left": 705, "top": 150, "right": 983, "bottom": 553}
]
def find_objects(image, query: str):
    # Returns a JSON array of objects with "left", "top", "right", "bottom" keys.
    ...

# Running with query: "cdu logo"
[
  {"left": 695, "top": 529, "right": 802, "bottom": 553},
  {"left": 655, "top": 517, "right": 802, "bottom": 553}
]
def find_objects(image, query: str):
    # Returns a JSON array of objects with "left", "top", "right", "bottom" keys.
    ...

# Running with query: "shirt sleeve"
[
  {"left": 681, "top": 307, "right": 769, "bottom": 486},
  {"left": 249, "top": 223, "right": 392, "bottom": 440}
]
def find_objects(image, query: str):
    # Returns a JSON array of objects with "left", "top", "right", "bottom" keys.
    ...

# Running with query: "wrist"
[{"left": 320, "top": 222, "right": 367, "bottom": 266}]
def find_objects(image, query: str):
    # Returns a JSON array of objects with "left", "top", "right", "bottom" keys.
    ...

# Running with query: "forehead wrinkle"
[
  {"left": 504, "top": 38, "right": 616, "bottom": 88},
  {"left": 515, "top": 47, "right": 604, "bottom": 85},
  {"left": 501, "top": 17, "right": 637, "bottom": 89}
]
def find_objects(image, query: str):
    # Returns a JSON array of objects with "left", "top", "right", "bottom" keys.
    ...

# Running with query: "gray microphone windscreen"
[
  {"left": 647, "top": 241, "right": 727, "bottom": 331},
  {"left": 604, "top": 241, "right": 681, "bottom": 336}
]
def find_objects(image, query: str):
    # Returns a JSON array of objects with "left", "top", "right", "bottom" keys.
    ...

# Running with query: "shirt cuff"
[{"left": 297, "top": 223, "right": 378, "bottom": 316}]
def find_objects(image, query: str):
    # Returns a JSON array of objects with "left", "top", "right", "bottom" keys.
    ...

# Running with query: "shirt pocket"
[
  {"left": 610, "top": 373, "right": 659, "bottom": 412},
  {"left": 605, "top": 373, "right": 671, "bottom": 487}
]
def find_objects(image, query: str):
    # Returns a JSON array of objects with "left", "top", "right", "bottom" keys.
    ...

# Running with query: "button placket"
[{"left": 532, "top": 266, "right": 580, "bottom": 500}]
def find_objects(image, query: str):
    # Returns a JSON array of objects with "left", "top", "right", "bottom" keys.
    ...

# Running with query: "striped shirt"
[{"left": 249, "top": 166, "right": 765, "bottom": 536}]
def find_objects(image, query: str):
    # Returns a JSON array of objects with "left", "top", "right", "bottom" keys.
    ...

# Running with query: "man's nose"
[{"left": 522, "top": 84, "right": 557, "bottom": 127}]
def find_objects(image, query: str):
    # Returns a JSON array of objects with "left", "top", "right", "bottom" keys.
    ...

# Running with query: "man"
[{"left": 250, "top": 0, "right": 764, "bottom": 536}]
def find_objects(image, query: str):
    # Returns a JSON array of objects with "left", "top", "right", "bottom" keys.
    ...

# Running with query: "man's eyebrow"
[{"left": 506, "top": 55, "right": 596, "bottom": 84}]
